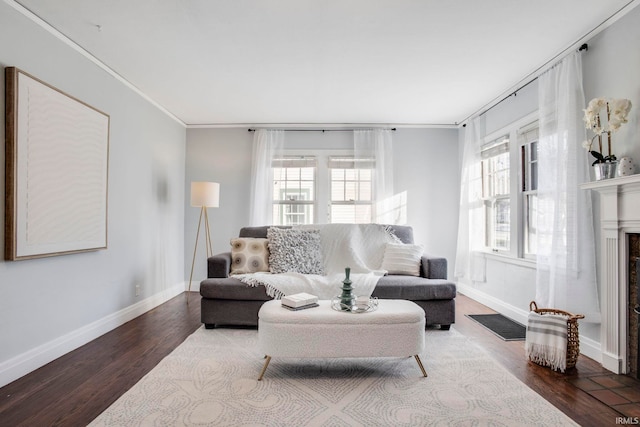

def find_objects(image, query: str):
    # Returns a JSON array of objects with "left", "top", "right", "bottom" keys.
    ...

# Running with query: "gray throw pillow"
[{"left": 267, "top": 227, "right": 324, "bottom": 275}]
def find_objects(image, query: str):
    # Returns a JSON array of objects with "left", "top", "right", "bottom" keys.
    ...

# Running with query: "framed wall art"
[{"left": 4, "top": 67, "right": 110, "bottom": 260}]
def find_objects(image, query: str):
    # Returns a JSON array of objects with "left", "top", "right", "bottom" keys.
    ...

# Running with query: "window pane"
[
  {"left": 481, "top": 134, "right": 511, "bottom": 252},
  {"left": 273, "top": 179, "right": 283, "bottom": 199},
  {"left": 287, "top": 168, "right": 300, "bottom": 180},
  {"left": 273, "top": 167, "right": 284, "bottom": 180},
  {"left": 359, "top": 181, "right": 372, "bottom": 200},
  {"left": 520, "top": 124, "right": 539, "bottom": 257},
  {"left": 531, "top": 141, "right": 538, "bottom": 161},
  {"left": 300, "top": 167, "right": 314, "bottom": 180},
  {"left": 286, "top": 181, "right": 301, "bottom": 199},
  {"left": 531, "top": 162, "right": 538, "bottom": 191},
  {"left": 482, "top": 152, "right": 510, "bottom": 198},
  {"left": 494, "top": 153, "right": 510, "bottom": 196},
  {"left": 345, "top": 181, "right": 357, "bottom": 201},
  {"left": 329, "top": 158, "right": 374, "bottom": 224},
  {"left": 332, "top": 181, "right": 345, "bottom": 201},
  {"left": 522, "top": 140, "right": 538, "bottom": 193},
  {"left": 272, "top": 163, "right": 316, "bottom": 221},
  {"left": 355, "top": 205, "right": 372, "bottom": 223},
  {"left": 331, "top": 205, "right": 372, "bottom": 224},
  {"left": 526, "top": 194, "right": 538, "bottom": 255},
  {"left": 359, "top": 169, "right": 372, "bottom": 180},
  {"left": 494, "top": 198, "right": 510, "bottom": 250},
  {"left": 273, "top": 204, "right": 314, "bottom": 226},
  {"left": 301, "top": 180, "right": 314, "bottom": 199},
  {"left": 345, "top": 169, "right": 357, "bottom": 180}
]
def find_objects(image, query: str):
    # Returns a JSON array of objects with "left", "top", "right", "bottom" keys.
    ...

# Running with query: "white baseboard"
[
  {"left": 0, "top": 282, "right": 185, "bottom": 388},
  {"left": 579, "top": 335, "right": 602, "bottom": 364},
  {"left": 457, "top": 283, "right": 530, "bottom": 324},
  {"left": 457, "top": 283, "right": 602, "bottom": 364}
]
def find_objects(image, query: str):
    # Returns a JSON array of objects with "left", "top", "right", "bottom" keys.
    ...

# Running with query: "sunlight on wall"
[{"left": 376, "top": 191, "right": 407, "bottom": 225}]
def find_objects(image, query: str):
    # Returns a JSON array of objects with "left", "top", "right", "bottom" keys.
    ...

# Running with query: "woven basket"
[{"left": 529, "top": 301, "right": 585, "bottom": 369}]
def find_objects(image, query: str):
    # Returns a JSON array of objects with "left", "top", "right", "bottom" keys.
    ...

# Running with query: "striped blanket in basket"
[{"left": 525, "top": 311, "right": 569, "bottom": 372}]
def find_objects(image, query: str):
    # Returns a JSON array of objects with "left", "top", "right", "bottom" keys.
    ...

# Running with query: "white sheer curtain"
[
  {"left": 536, "top": 52, "right": 600, "bottom": 322},
  {"left": 454, "top": 116, "right": 486, "bottom": 283},
  {"left": 249, "top": 129, "right": 284, "bottom": 226},
  {"left": 354, "top": 129, "right": 395, "bottom": 223}
]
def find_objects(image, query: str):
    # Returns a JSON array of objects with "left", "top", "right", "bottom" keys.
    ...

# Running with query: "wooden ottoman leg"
[
  {"left": 414, "top": 355, "right": 428, "bottom": 377},
  {"left": 258, "top": 355, "right": 272, "bottom": 381}
]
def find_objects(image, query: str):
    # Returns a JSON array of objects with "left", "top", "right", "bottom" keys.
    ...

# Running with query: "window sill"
[{"left": 479, "top": 251, "right": 537, "bottom": 269}]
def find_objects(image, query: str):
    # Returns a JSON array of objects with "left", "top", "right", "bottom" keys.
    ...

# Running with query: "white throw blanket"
[
  {"left": 235, "top": 224, "right": 400, "bottom": 299},
  {"left": 525, "top": 311, "right": 569, "bottom": 372}
]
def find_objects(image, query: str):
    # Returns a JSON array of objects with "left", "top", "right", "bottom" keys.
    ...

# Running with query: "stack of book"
[{"left": 281, "top": 293, "right": 319, "bottom": 311}]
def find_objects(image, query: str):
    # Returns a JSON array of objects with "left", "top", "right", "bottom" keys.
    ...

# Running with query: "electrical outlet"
[{"left": 135, "top": 285, "right": 140, "bottom": 297}]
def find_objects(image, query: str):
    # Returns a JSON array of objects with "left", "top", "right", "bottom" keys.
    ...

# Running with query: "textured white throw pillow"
[
  {"left": 381, "top": 243, "right": 423, "bottom": 276},
  {"left": 267, "top": 228, "right": 325, "bottom": 275}
]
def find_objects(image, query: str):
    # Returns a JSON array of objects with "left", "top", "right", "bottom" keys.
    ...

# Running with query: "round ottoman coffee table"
[{"left": 257, "top": 299, "right": 427, "bottom": 380}]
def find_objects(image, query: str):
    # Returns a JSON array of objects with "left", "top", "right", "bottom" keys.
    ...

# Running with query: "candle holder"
[{"left": 338, "top": 267, "right": 354, "bottom": 311}]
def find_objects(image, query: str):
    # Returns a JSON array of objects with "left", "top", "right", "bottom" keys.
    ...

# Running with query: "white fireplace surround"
[{"left": 582, "top": 174, "right": 640, "bottom": 374}]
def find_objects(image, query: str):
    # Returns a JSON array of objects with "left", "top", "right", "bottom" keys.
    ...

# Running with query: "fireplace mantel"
[{"left": 582, "top": 173, "right": 640, "bottom": 373}]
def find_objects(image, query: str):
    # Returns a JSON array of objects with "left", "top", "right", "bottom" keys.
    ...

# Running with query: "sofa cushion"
[
  {"left": 267, "top": 227, "right": 324, "bottom": 275},
  {"left": 200, "top": 278, "right": 272, "bottom": 300},
  {"left": 239, "top": 225, "right": 291, "bottom": 238},
  {"left": 238, "top": 224, "right": 414, "bottom": 244},
  {"left": 389, "top": 226, "right": 413, "bottom": 245},
  {"left": 381, "top": 243, "right": 423, "bottom": 276},
  {"left": 373, "top": 276, "right": 457, "bottom": 300},
  {"left": 230, "top": 237, "right": 270, "bottom": 275}
]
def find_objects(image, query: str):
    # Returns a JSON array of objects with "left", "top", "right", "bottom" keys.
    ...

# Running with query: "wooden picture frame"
[{"left": 4, "top": 67, "right": 110, "bottom": 260}]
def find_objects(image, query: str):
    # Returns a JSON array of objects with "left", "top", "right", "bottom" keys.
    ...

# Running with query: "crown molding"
[{"left": 5, "top": 0, "right": 187, "bottom": 127}]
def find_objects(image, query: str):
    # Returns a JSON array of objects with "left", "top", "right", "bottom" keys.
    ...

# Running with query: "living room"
[{"left": 1, "top": 0, "right": 640, "bottom": 425}]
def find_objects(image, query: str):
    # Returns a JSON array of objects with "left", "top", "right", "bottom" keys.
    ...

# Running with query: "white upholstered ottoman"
[{"left": 257, "top": 299, "right": 427, "bottom": 380}]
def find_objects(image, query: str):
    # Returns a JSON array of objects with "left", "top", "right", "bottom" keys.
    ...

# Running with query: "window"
[
  {"left": 519, "top": 123, "right": 539, "bottom": 257},
  {"left": 475, "top": 112, "right": 540, "bottom": 262},
  {"left": 481, "top": 135, "right": 510, "bottom": 251},
  {"left": 329, "top": 157, "right": 374, "bottom": 223},
  {"left": 272, "top": 157, "right": 316, "bottom": 225},
  {"left": 270, "top": 152, "right": 381, "bottom": 225}
]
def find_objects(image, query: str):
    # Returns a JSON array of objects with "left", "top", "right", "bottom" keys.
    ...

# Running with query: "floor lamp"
[{"left": 188, "top": 182, "right": 220, "bottom": 297}]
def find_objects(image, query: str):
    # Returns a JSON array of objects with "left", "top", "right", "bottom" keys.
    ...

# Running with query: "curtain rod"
[
  {"left": 461, "top": 43, "right": 589, "bottom": 127},
  {"left": 248, "top": 128, "right": 396, "bottom": 132}
]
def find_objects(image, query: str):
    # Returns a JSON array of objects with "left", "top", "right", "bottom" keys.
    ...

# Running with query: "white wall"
[
  {"left": 184, "top": 127, "right": 460, "bottom": 285},
  {"left": 583, "top": 6, "right": 640, "bottom": 164},
  {"left": 185, "top": 128, "right": 254, "bottom": 283},
  {"left": 582, "top": 5, "right": 640, "bottom": 309},
  {"left": 0, "top": 3, "right": 187, "bottom": 386},
  {"left": 456, "top": 5, "right": 640, "bottom": 358}
]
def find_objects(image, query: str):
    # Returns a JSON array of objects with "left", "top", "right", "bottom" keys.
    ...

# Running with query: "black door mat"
[{"left": 465, "top": 314, "right": 526, "bottom": 341}]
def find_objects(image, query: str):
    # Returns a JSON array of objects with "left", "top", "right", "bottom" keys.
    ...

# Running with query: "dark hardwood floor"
[
  {"left": 0, "top": 293, "right": 201, "bottom": 427},
  {"left": 454, "top": 294, "right": 635, "bottom": 427},
  {"left": 0, "top": 292, "right": 635, "bottom": 426}
]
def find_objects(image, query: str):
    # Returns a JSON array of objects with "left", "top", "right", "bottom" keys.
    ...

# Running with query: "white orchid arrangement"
[{"left": 582, "top": 97, "right": 632, "bottom": 165}]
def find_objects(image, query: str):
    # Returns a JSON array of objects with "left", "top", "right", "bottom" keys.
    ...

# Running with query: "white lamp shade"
[{"left": 191, "top": 182, "right": 220, "bottom": 207}]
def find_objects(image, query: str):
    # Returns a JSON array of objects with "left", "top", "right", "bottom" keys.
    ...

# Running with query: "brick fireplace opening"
[{"left": 629, "top": 234, "right": 640, "bottom": 379}]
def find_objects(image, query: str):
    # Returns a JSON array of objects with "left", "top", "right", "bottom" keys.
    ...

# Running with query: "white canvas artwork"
[{"left": 5, "top": 68, "right": 110, "bottom": 260}]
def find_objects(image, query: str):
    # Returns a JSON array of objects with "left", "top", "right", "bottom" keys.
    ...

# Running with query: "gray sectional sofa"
[{"left": 200, "top": 225, "right": 456, "bottom": 329}]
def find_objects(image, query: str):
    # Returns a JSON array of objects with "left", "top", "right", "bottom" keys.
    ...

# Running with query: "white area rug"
[{"left": 90, "top": 327, "right": 578, "bottom": 426}]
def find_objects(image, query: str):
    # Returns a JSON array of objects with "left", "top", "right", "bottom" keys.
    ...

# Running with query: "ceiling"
[{"left": 12, "top": 0, "right": 639, "bottom": 127}]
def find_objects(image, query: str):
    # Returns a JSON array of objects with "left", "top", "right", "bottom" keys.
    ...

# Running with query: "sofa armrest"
[
  {"left": 420, "top": 255, "right": 448, "bottom": 279},
  {"left": 208, "top": 252, "right": 232, "bottom": 278}
]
